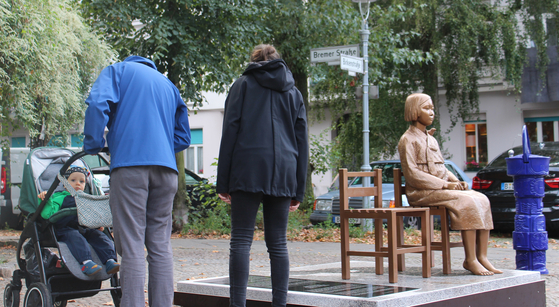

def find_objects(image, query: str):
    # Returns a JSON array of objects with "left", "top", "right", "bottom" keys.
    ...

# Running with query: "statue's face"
[{"left": 417, "top": 99, "right": 434, "bottom": 126}]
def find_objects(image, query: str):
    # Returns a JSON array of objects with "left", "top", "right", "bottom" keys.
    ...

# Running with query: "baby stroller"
[{"left": 3, "top": 147, "right": 121, "bottom": 307}]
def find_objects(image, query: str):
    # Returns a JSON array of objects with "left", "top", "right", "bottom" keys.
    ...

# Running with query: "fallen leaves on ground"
[{"left": 2, "top": 229, "right": 558, "bottom": 249}]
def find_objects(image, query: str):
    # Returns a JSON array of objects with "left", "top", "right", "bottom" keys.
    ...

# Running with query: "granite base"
[{"left": 175, "top": 261, "right": 544, "bottom": 307}]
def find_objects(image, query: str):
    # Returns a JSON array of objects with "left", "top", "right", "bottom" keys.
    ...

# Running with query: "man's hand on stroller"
[{"left": 38, "top": 191, "right": 47, "bottom": 200}]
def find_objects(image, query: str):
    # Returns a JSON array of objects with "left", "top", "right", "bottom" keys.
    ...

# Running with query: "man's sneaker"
[
  {"left": 105, "top": 259, "right": 120, "bottom": 274},
  {"left": 81, "top": 261, "right": 102, "bottom": 276}
]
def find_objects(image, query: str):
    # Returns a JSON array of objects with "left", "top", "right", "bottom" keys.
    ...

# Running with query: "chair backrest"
[
  {"left": 393, "top": 168, "right": 406, "bottom": 207},
  {"left": 339, "top": 168, "right": 383, "bottom": 211}
]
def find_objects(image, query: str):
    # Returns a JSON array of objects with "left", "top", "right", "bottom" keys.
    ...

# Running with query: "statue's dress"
[{"left": 398, "top": 125, "right": 493, "bottom": 230}]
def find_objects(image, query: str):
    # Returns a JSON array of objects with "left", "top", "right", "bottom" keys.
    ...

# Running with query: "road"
[{"left": 0, "top": 234, "right": 557, "bottom": 306}]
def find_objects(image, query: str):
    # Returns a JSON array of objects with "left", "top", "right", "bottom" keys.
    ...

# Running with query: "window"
[
  {"left": 186, "top": 129, "right": 203, "bottom": 175},
  {"left": 465, "top": 122, "right": 488, "bottom": 170},
  {"left": 81, "top": 155, "right": 108, "bottom": 169},
  {"left": 525, "top": 117, "right": 559, "bottom": 143},
  {"left": 11, "top": 137, "right": 26, "bottom": 148},
  {"left": 548, "top": 17, "right": 557, "bottom": 46},
  {"left": 71, "top": 134, "right": 84, "bottom": 147}
]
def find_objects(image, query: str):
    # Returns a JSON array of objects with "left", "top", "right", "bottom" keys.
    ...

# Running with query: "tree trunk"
[
  {"left": 292, "top": 70, "right": 315, "bottom": 212},
  {"left": 173, "top": 151, "right": 189, "bottom": 232},
  {"left": 165, "top": 42, "right": 190, "bottom": 232}
]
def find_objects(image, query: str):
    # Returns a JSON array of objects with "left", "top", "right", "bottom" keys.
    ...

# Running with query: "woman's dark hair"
[{"left": 250, "top": 44, "right": 281, "bottom": 62}]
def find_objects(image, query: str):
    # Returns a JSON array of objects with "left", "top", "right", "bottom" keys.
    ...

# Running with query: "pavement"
[{"left": 0, "top": 234, "right": 557, "bottom": 306}]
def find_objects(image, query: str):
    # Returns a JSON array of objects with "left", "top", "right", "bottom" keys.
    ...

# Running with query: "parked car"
[
  {"left": 82, "top": 152, "right": 111, "bottom": 194},
  {"left": 472, "top": 141, "right": 559, "bottom": 232},
  {"left": 0, "top": 147, "right": 29, "bottom": 229},
  {"left": 310, "top": 160, "right": 471, "bottom": 228}
]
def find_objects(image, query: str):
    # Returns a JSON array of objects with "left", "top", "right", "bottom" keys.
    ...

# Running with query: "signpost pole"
[{"left": 354, "top": 0, "right": 373, "bottom": 231}]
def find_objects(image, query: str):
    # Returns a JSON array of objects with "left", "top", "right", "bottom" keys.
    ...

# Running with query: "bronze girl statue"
[{"left": 398, "top": 93, "right": 501, "bottom": 276}]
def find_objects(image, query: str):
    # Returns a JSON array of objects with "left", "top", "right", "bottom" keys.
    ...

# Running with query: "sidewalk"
[{"left": 0, "top": 235, "right": 556, "bottom": 306}]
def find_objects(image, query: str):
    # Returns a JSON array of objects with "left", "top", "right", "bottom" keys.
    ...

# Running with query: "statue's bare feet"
[
  {"left": 463, "top": 260, "right": 494, "bottom": 276},
  {"left": 478, "top": 257, "right": 503, "bottom": 274}
]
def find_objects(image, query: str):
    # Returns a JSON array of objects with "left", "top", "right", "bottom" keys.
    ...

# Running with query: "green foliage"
[
  {"left": 309, "top": 0, "right": 558, "bottom": 169},
  {"left": 516, "top": 0, "right": 559, "bottom": 81},
  {"left": 309, "top": 129, "right": 339, "bottom": 175},
  {"left": 79, "top": 0, "right": 272, "bottom": 106},
  {"left": 79, "top": 0, "right": 274, "bottom": 216},
  {"left": 183, "top": 180, "right": 231, "bottom": 236},
  {"left": 310, "top": 4, "right": 433, "bottom": 169},
  {"left": 313, "top": 215, "right": 336, "bottom": 230},
  {"left": 286, "top": 210, "right": 311, "bottom": 241},
  {"left": 0, "top": 0, "right": 113, "bottom": 147},
  {"left": 348, "top": 225, "right": 367, "bottom": 238}
]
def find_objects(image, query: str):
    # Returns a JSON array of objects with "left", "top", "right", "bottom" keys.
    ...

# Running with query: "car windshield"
[
  {"left": 81, "top": 155, "right": 109, "bottom": 169},
  {"left": 352, "top": 163, "right": 402, "bottom": 185},
  {"left": 487, "top": 142, "right": 559, "bottom": 168}
]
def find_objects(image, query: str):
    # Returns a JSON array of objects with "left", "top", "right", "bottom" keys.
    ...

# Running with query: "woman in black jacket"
[{"left": 217, "top": 44, "right": 308, "bottom": 307}]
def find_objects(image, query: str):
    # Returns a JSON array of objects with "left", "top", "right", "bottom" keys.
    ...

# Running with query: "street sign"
[
  {"left": 310, "top": 44, "right": 359, "bottom": 64},
  {"left": 340, "top": 55, "right": 364, "bottom": 74}
]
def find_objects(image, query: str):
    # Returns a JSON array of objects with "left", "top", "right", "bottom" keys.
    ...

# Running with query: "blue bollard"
[{"left": 506, "top": 125, "right": 549, "bottom": 274}]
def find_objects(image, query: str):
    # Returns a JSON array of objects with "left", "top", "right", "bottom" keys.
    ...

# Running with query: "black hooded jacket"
[{"left": 216, "top": 59, "right": 308, "bottom": 201}]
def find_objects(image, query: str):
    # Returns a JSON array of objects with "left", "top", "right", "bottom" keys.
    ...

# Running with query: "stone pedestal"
[{"left": 174, "top": 262, "right": 544, "bottom": 307}]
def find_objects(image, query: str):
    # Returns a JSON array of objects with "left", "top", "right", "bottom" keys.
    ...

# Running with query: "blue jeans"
[
  {"left": 56, "top": 226, "right": 116, "bottom": 264},
  {"left": 229, "top": 191, "right": 291, "bottom": 307}
]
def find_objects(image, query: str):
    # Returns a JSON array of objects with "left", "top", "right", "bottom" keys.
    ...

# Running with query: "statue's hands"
[
  {"left": 444, "top": 182, "right": 464, "bottom": 190},
  {"left": 460, "top": 181, "right": 469, "bottom": 190},
  {"left": 427, "top": 128, "right": 437, "bottom": 136}
]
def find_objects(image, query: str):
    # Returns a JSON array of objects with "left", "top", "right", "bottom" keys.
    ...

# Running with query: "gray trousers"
[{"left": 109, "top": 166, "right": 178, "bottom": 307}]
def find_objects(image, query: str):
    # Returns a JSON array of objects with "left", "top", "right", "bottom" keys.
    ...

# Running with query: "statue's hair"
[
  {"left": 404, "top": 93, "right": 432, "bottom": 122},
  {"left": 250, "top": 44, "right": 281, "bottom": 62}
]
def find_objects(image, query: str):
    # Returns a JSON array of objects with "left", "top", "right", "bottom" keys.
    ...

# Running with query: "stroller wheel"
[
  {"left": 53, "top": 301, "right": 66, "bottom": 307},
  {"left": 23, "top": 283, "right": 52, "bottom": 307},
  {"left": 4, "top": 283, "right": 20, "bottom": 307}
]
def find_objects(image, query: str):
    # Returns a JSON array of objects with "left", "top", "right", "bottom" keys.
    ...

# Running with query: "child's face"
[{"left": 67, "top": 172, "right": 86, "bottom": 192}]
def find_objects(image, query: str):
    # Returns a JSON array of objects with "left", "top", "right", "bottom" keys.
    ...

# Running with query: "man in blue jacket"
[{"left": 83, "top": 55, "right": 191, "bottom": 306}]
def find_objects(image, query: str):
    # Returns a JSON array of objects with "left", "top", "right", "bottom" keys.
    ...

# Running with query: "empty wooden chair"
[
  {"left": 339, "top": 168, "right": 431, "bottom": 283},
  {"left": 393, "top": 168, "right": 464, "bottom": 274}
]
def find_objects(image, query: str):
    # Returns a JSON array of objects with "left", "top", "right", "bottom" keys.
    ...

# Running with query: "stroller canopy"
[{"left": 19, "top": 147, "right": 97, "bottom": 215}]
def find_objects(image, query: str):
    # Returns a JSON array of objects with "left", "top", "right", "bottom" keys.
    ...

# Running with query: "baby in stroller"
[{"left": 38, "top": 165, "right": 120, "bottom": 276}]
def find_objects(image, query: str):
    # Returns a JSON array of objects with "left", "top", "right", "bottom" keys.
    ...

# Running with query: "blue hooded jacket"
[{"left": 83, "top": 56, "right": 191, "bottom": 172}]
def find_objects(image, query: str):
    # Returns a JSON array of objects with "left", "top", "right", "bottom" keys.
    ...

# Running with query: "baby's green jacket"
[{"left": 39, "top": 191, "right": 71, "bottom": 220}]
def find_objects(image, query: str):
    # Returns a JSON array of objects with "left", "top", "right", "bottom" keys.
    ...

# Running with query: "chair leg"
[
  {"left": 387, "top": 213, "right": 398, "bottom": 283},
  {"left": 341, "top": 218, "right": 351, "bottom": 280},
  {"left": 441, "top": 210, "right": 452, "bottom": 274},
  {"left": 430, "top": 215, "right": 435, "bottom": 268},
  {"left": 397, "top": 216, "right": 405, "bottom": 272},
  {"left": 421, "top": 211, "right": 432, "bottom": 278},
  {"left": 374, "top": 218, "right": 383, "bottom": 275}
]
